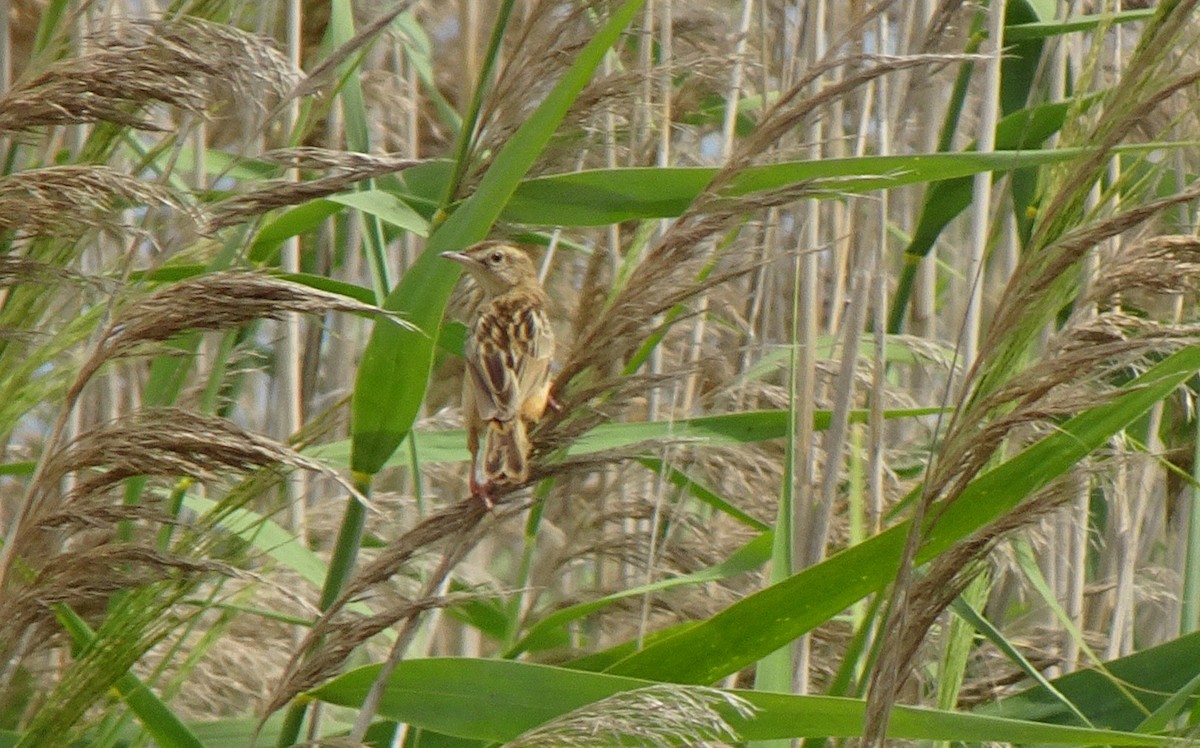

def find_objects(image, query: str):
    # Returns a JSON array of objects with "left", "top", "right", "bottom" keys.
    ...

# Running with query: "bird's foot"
[
  {"left": 547, "top": 393, "right": 564, "bottom": 413},
  {"left": 468, "top": 475, "right": 495, "bottom": 510}
]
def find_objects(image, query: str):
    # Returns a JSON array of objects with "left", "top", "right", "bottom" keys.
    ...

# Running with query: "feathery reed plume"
[
  {"left": 265, "top": 595, "right": 462, "bottom": 716},
  {"left": 263, "top": 147, "right": 421, "bottom": 173},
  {"left": 0, "top": 272, "right": 393, "bottom": 623},
  {"left": 520, "top": 58, "right": 968, "bottom": 487},
  {"left": 866, "top": 94, "right": 1200, "bottom": 748},
  {"left": 0, "top": 18, "right": 297, "bottom": 132},
  {"left": 886, "top": 480, "right": 1079, "bottom": 694},
  {"left": 459, "top": 1, "right": 599, "bottom": 188},
  {"left": 206, "top": 148, "right": 423, "bottom": 230},
  {"left": 263, "top": 498, "right": 506, "bottom": 716},
  {"left": 38, "top": 408, "right": 338, "bottom": 497},
  {"left": 12, "top": 409, "right": 341, "bottom": 545},
  {"left": 926, "top": 312, "right": 1200, "bottom": 512},
  {"left": 319, "top": 528, "right": 488, "bottom": 741},
  {"left": 1086, "top": 235, "right": 1200, "bottom": 301},
  {"left": 865, "top": 306, "right": 1200, "bottom": 737},
  {"left": 502, "top": 685, "right": 756, "bottom": 748},
  {"left": 1, "top": 544, "right": 226, "bottom": 654},
  {"left": 13, "top": 572, "right": 227, "bottom": 745},
  {"left": 0, "top": 273, "right": 387, "bottom": 590},
  {"left": 864, "top": 4, "right": 1200, "bottom": 726},
  {"left": 74, "top": 271, "right": 399, "bottom": 397},
  {"left": 0, "top": 255, "right": 79, "bottom": 285},
  {"left": 0, "top": 406, "right": 354, "bottom": 661},
  {"left": 973, "top": 182, "right": 1200, "bottom": 387},
  {"left": 0, "top": 166, "right": 186, "bottom": 238}
]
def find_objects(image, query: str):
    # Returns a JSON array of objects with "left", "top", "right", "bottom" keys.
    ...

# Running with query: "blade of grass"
[
  {"left": 1003, "top": 8, "right": 1156, "bottom": 40},
  {"left": 975, "top": 631, "right": 1200, "bottom": 731},
  {"left": 505, "top": 532, "right": 773, "bottom": 657},
  {"left": 601, "top": 345, "right": 1200, "bottom": 684},
  {"left": 308, "top": 658, "right": 1174, "bottom": 745},
  {"left": 53, "top": 606, "right": 203, "bottom": 748},
  {"left": 305, "top": 407, "right": 948, "bottom": 470},
  {"left": 329, "top": 0, "right": 392, "bottom": 300},
  {"left": 949, "top": 594, "right": 1092, "bottom": 727}
]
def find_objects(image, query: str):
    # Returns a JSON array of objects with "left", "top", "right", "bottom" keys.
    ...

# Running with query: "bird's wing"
[
  {"left": 512, "top": 305, "right": 554, "bottom": 400},
  {"left": 467, "top": 297, "right": 555, "bottom": 423},
  {"left": 465, "top": 309, "right": 521, "bottom": 422}
]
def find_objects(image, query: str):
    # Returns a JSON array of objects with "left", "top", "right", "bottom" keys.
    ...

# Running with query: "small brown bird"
[{"left": 441, "top": 243, "right": 554, "bottom": 506}]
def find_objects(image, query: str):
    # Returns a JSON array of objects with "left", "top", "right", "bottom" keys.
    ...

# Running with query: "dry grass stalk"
[
  {"left": 285, "top": 0, "right": 419, "bottom": 102},
  {"left": 501, "top": 684, "right": 756, "bottom": 748},
  {"left": 919, "top": 0, "right": 971, "bottom": 53},
  {"left": 721, "top": 53, "right": 982, "bottom": 176},
  {"left": 0, "top": 18, "right": 297, "bottom": 132},
  {"left": 206, "top": 148, "right": 423, "bottom": 230},
  {"left": 0, "top": 166, "right": 185, "bottom": 238}
]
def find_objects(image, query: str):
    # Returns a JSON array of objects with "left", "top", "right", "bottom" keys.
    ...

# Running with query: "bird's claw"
[{"left": 469, "top": 475, "right": 495, "bottom": 510}]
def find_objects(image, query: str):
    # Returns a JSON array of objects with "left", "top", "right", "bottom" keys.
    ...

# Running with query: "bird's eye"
[{"left": 489, "top": 252, "right": 503, "bottom": 264}]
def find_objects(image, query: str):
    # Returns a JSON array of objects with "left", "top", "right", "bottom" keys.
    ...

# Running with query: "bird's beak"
[{"left": 440, "top": 251, "right": 473, "bottom": 267}]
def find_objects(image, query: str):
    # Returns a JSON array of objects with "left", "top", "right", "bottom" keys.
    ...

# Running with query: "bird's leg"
[
  {"left": 468, "top": 473, "right": 495, "bottom": 510},
  {"left": 467, "top": 433, "right": 495, "bottom": 509},
  {"left": 546, "top": 392, "right": 564, "bottom": 413}
]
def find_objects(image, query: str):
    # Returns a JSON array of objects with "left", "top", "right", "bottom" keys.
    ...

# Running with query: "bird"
[{"left": 441, "top": 242, "right": 555, "bottom": 507}]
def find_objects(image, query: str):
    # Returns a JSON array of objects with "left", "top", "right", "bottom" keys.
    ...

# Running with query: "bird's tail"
[{"left": 479, "top": 419, "right": 529, "bottom": 487}]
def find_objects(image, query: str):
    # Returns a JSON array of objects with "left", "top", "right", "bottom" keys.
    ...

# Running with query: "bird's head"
[{"left": 441, "top": 243, "right": 539, "bottom": 296}]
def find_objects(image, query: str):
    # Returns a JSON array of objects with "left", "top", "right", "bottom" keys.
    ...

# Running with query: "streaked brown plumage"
[{"left": 441, "top": 243, "right": 554, "bottom": 506}]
